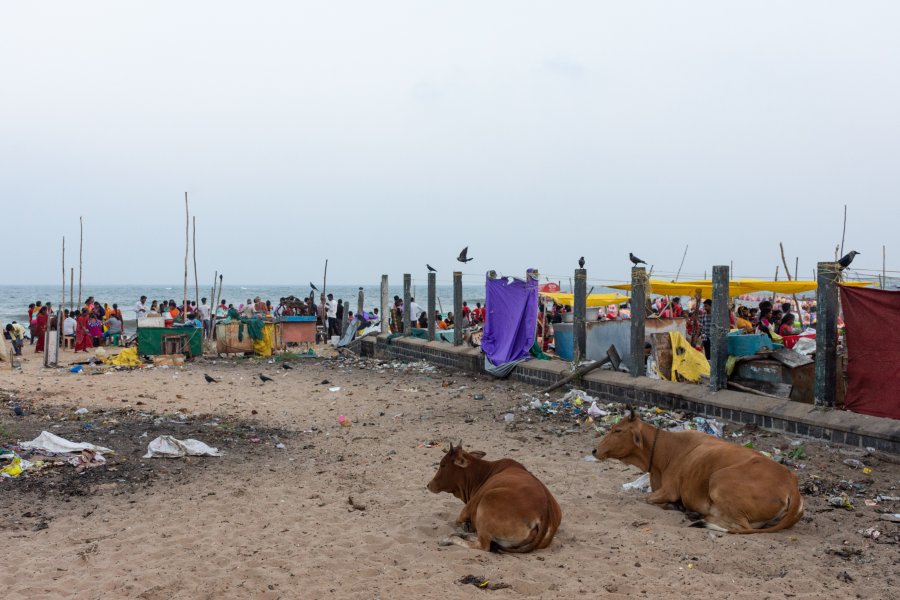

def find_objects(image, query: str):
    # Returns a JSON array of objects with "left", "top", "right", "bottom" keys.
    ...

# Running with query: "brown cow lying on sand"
[
  {"left": 593, "top": 409, "right": 803, "bottom": 534},
  {"left": 427, "top": 442, "right": 561, "bottom": 552}
]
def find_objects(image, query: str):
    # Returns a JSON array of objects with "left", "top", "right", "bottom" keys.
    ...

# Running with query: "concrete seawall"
[{"left": 358, "top": 334, "right": 900, "bottom": 454}]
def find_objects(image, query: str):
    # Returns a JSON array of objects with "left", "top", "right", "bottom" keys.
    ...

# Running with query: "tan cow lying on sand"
[
  {"left": 427, "top": 442, "right": 562, "bottom": 552},
  {"left": 593, "top": 409, "right": 803, "bottom": 534}
]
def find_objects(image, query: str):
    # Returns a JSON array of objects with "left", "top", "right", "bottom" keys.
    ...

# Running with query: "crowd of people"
[
  {"left": 3, "top": 298, "right": 128, "bottom": 356},
  {"left": 385, "top": 296, "right": 485, "bottom": 334}
]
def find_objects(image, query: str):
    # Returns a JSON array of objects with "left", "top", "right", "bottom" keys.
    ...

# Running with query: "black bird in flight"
[
  {"left": 457, "top": 247, "right": 474, "bottom": 263},
  {"left": 204, "top": 374, "right": 218, "bottom": 384},
  {"left": 427, "top": 264, "right": 437, "bottom": 272},
  {"left": 578, "top": 256, "right": 585, "bottom": 269},
  {"left": 310, "top": 282, "right": 319, "bottom": 292},
  {"left": 259, "top": 373, "right": 274, "bottom": 383},
  {"left": 629, "top": 252, "right": 647, "bottom": 266},
  {"left": 838, "top": 251, "right": 859, "bottom": 270},
  {"left": 281, "top": 363, "right": 293, "bottom": 370}
]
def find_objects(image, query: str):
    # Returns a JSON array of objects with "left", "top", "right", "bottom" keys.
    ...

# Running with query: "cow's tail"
[
  {"left": 728, "top": 485, "right": 804, "bottom": 535},
  {"left": 500, "top": 521, "right": 542, "bottom": 553}
]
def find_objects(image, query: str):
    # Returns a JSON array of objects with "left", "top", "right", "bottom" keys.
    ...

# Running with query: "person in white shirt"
[
  {"left": 326, "top": 294, "right": 338, "bottom": 336},
  {"left": 408, "top": 297, "right": 426, "bottom": 323},
  {"left": 134, "top": 296, "right": 148, "bottom": 320},
  {"left": 198, "top": 297, "right": 212, "bottom": 335}
]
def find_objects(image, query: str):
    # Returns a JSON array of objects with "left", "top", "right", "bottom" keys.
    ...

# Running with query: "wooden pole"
[
  {"left": 402, "top": 274, "right": 412, "bottom": 334},
  {"left": 69, "top": 268, "right": 74, "bottom": 312},
  {"left": 427, "top": 272, "right": 436, "bottom": 342},
  {"left": 629, "top": 267, "right": 647, "bottom": 376},
  {"left": 674, "top": 244, "right": 688, "bottom": 281},
  {"left": 183, "top": 192, "right": 189, "bottom": 321},
  {"left": 214, "top": 274, "right": 224, "bottom": 340},
  {"left": 380, "top": 275, "right": 389, "bottom": 334},
  {"left": 573, "top": 268, "right": 587, "bottom": 364},
  {"left": 710, "top": 266, "right": 730, "bottom": 391},
  {"left": 453, "top": 271, "right": 463, "bottom": 346},
  {"left": 59, "top": 236, "right": 65, "bottom": 359},
  {"left": 208, "top": 270, "right": 218, "bottom": 340},
  {"left": 815, "top": 261, "right": 839, "bottom": 407},
  {"left": 192, "top": 216, "right": 199, "bottom": 315},
  {"left": 779, "top": 242, "right": 804, "bottom": 325},
  {"left": 357, "top": 287, "right": 364, "bottom": 318},
  {"left": 883, "top": 245, "right": 887, "bottom": 289},
  {"left": 840, "top": 204, "right": 847, "bottom": 257},
  {"left": 77, "top": 216, "right": 83, "bottom": 306}
]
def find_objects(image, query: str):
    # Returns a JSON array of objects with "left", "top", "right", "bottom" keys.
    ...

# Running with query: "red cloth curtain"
[{"left": 840, "top": 285, "right": 900, "bottom": 419}]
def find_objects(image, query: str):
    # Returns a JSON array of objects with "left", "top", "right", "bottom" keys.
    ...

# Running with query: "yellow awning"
[
  {"left": 608, "top": 278, "right": 874, "bottom": 298},
  {"left": 541, "top": 292, "right": 630, "bottom": 307}
]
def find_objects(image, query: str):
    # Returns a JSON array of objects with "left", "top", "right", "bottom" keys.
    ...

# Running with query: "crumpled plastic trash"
[
  {"left": 1, "top": 456, "right": 32, "bottom": 478},
  {"left": 74, "top": 407, "right": 89, "bottom": 415},
  {"left": 143, "top": 435, "right": 223, "bottom": 458},
  {"left": 622, "top": 473, "right": 652, "bottom": 492},
  {"left": 20, "top": 431, "right": 112, "bottom": 455},
  {"left": 68, "top": 449, "right": 107, "bottom": 469},
  {"left": 69, "top": 365, "right": 83, "bottom": 373},
  {"left": 105, "top": 347, "right": 142, "bottom": 367},
  {"left": 587, "top": 401, "right": 608, "bottom": 418}
]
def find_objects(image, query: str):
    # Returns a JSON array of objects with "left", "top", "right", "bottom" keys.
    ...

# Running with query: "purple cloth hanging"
[{"left": 481, "top": 273, "right": 538, "bottom": 367}]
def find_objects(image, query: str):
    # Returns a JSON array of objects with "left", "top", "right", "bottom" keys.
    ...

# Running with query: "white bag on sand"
[
  {"left": 622, "top": 473, "right": 652, "bottom": 493},
  {"left": 20, "top": 431, "right": 112, "bottom": 455},
  {"left": 143, "top": 435, "right": 222, "bottom": 458}
]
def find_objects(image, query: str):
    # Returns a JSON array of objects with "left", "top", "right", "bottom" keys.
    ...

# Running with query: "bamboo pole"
[
  {"left": 60, "top": 236, "right": 65, "bottom": 359},
  {"left": 183, "top": 192, "right": 189, "bottom": 321},
  {"left": 883, "top": 246, "right": 887, "bottom": 289},
  {"left": 674, "top": 245, "right": 688, "bottom": 281},
  {"left": 78, "top": 216, "right": 83, "bottom": 306},
  {"left": 840, "top": 204, "right": 847, "bottom": 257},
  {"left": 778, "top": 242, "right": 803, "bottom": 328},
  {"left": 69, "top": 267, "right": 74, "bottom": 311},
  {"left": 192, "top": 216, "right": 199, "bottom": 314},
  {"left": 209, "top": 270, "right": 218, "bottom": 340}
]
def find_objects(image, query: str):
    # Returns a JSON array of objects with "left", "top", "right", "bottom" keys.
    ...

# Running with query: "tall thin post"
[
  {"left": 710, "top": 265, "right": 729, "bottom": 391},
  {"left": 357, "top": 287, "right": 364, "bottom": 318},
  {"left": 629, "top": 267, "right": 647, "bottom": 376},
  {"left": 192, "top": 216, "right": 199, "bottom": 313},
  {"left": 208, "top": 270, "right": 218, "bottom": 340},
  {"left": 340, "top": 299, "right": 350, "bottom": 336},
  {"left": 453, "top": 271, "right": 462, "bottom": 346},
  {"left": 815, "top": 261, "right": 839, "bottom": 407},
  {"left": 380, "top": 275, "right": 389, "bottom": 334},
  {"left": 77, "top": 216, "right": 83, "bottom": 306},
  {"left": 183, "top": 192, "right": 189, "bottom": 321},
  {"left": 60, "top": 236, "right": 65, "bottom": 358},
  {"left": 427, "top": 272, "right": 436, "bottom": 342},
  {"left": 69, "top": 268, "right": 74, "bottom": 311},
  {"left": 573, "top": 268, "right": 587, "bottom": 364},
  {"left": 883, "top": 246, "right": 887, "bottom": 289},
  {"left": 402, "top": 274, "right": 412, "bottom": 334},
  {"left": 213, "top": 274, "right": 224, "bottom": 340}
]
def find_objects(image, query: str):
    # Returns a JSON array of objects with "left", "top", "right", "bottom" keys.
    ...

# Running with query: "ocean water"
[{"left": 0, "top": 284, "right": 487, "bottom": 332}]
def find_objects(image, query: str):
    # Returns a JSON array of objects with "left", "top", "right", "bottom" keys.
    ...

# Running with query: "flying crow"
[
  {"left": 310, "top": 282, "right": 319, "bottom": 292},
  {"left": 629, "top": 253, "right": 647, "bottom": 266},
  {"left": 456, "top": 247, "right": 474, "bottom": 263},
  {"left": 838, "top": 250, "right": 859, "bottom": 269}
]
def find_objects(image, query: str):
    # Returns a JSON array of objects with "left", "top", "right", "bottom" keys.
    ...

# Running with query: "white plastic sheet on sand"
[
  {"left": 622, "top": 473, "right": 652, "bottom": 492},
  {"left": 143, "top": 435, "right": 223, "bottom": 458},
  {"left": 20, "top": 431, "right": 112, "bottom": 455}
]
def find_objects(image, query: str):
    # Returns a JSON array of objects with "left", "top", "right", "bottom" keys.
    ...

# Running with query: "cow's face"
[
  {"left": 594, "top": 409, "right": 643, "bottom": 460},
  {"left": 427, "top": 442, "right": 486, "bottom": 494}
]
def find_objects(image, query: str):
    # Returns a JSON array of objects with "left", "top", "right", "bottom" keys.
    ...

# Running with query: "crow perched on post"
[
  {"left": 629, "top": 253, "right": 647, "bottom": 266},
  {"left": 427, "top": 264, "right": 437, "bottom": 272},
  {"left": 838, "top": 251, "right": 859, "bottom": 270},
  {"left": 578, "top": 256, "right": 585, "bottom": 269}
]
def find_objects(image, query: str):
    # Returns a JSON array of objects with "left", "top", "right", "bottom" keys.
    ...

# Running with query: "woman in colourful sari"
[
  {"left": 75, "top": 308, "right": 93, "bottom": 352},
  {"left": 33, "top": 306, "right": 48, "bottom": 353}
]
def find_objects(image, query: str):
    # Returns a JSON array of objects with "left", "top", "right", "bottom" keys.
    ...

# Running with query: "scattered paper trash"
[
  {"left": 74, "top": 407, "right": 89, "bottom": 415},
  {"left": 828, "top": 494, "right": 854, "bottom": 510},
  {"left": 587, "top": 401, "right": 607, "bottom": 418},
  {"left": 622, "top": 473, "right": 652, "bottom": 492},
  {"left": 20, "top": 431, "right": 112, "bottom": 455},
  {"left": 879, "top": 513, "right": 900, "bottom": 523},
  {"left": 503, "top": 413, "right": 515, "bottom": 423},
  {"left": 329, "top": 386, "right": 341, "bottom": 392},
  {"left": 1, "top": 456, "right": 32, "bottom": 478},
  {"left": 68, "top": 449, "right": 106, "bottom": 469},
  {"left": 143, "top": 435, "right": 222, "bottom": 458},
  {"left": 338, "top": 415, "right": 351, "bottom": 427},
  {"left": 861, "top": 527, "right": 881, "bottom": 540},
  {"left": 275, "top": 443, "right": 286, "bottom": 449},
  {"left": 582, "top": 454, "right": 599, "bottom": 462}
]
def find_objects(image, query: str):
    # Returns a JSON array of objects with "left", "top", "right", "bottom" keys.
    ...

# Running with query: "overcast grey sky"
[{"left": 2, "top": 2, "right": 898, "bottom": 287}]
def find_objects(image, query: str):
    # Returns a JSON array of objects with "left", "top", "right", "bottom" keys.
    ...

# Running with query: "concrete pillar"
[
  {"left": 380, "top": 275, "right": 389, "bottom": 334},
  {"left": 815, "top": 261, "right": 839, "bottom": 407},
  {"left": 629, "top": 267, "right": 647, "bottom": 376},
  {"left": 427, "top": 272, "right": 436, "bottom": 342},
  {"left": 357, "top": 287, "right": 364, "bottom": 317},
  {"left": 710, "top": 265, "right": 730, "bottom": 391},
  {"left": 453, "top": 271, "right": 463, "bottom": 346},
  {"left": 573, "top": 268, "right": 587, "bottom": 364},
  {"left": 402, "top": 274, "right": 411, "bottom": 334}
]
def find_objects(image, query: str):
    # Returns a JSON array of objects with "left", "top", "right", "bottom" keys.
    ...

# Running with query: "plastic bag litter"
[
  {"left": 20, "top": 431, "right": 112, "bottom": 455},
  {"left": 105, "top": 347, "right": 142, "bottom": 367},
  {"left": 587, "top": 401, "right": 608, "bottom": 418},
  {"left": 68, "top": 449, "right": 106, "bottom": 469},
  {"left": 1, "top": 456, "right": 32, "bottom": 478},
  {"left": 622, "top": 473, "right": 652, "bottom": 492},
  {"left": 143, "top": 435, "right": 222, "bottom": 458},
  {"left": 561, "top": 389, "right": 597, "bottom": 406}
]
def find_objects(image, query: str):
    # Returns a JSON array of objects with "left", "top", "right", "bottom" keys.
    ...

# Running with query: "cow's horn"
[{"left": 626, "top": 404, "right": 636, "bottom": 421}]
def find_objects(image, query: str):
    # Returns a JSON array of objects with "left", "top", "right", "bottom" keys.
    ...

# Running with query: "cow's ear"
[
  {"left": 469, "top": 451, "right": 486, "bottom": 459},
  {"left": 632, "top": 429, "right": 643, "bottom": 448},
  {"left": 453, "top": 453, "right": 470, "bottom": 468}
]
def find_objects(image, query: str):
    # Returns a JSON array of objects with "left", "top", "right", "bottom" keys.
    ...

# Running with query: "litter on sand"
[
  {"left": 143, "top": 436, "right": 223, "bottom": 458},
  {"left": 622, "top": 473, "right": 652, "bottom": 492},
  {"left": 20, "top": 431, "right": 112, "bottom": 455},
  {"left": 328, "top": 386, "right": 341, "bottom": 392}
]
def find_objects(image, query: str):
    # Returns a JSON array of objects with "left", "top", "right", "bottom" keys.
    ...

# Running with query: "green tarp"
[{"left": 137, "top": 327, "right": 203, "bottom": 357}]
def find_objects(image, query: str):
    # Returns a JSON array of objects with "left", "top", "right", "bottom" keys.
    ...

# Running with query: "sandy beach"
[{"left": 1, "top": 346, "right": 898, "bottom": 599}]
